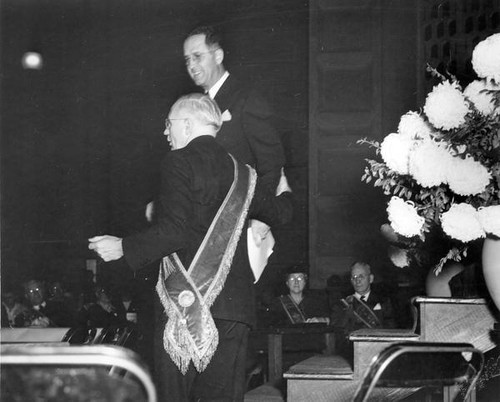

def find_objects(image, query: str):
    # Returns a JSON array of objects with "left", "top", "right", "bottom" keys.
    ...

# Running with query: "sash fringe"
[
  {"left": 162, "top": 257, "right": 176, "bottom": 277},
  {"left": 155, "top": 162, "right": 257, "bottom": 375}
]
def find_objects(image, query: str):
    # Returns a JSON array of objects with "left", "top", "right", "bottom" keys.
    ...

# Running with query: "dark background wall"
[
  {"left": 308, "top": 0, "right": 419, "bottom": 291},
  {"left": 1, "top": 0, "right": 427, "bottom": 302},
  {"left": 0, "top": 0, "right": 309, "bottom": 297}
]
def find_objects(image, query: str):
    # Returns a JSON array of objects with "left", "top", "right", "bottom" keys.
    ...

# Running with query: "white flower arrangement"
[
  {"left": 440, "top": 203, "right": 485, "bottom": 243},
  {"left": 397, "top": 111, "right": 434, "bottom": 140},
  {"left": 423, "top": 81, "right": 470, "bottom": 130},
  {"left": 478, "top": 205, "right": 500, "bottom": 238},
  {"left": 408, "top": 140, "right": 451, "bottom": 188},
  {"left": 472, "top": 33, "right": 500, "bottom": 83},
  {"left": 387, "top": 196, "right": 425, "bottom": 237},
  {"left": 464, "top": 80, "right": 500, "bottom": 116},
  {"left": 380, "top": 133, "right": 413, "bottom": 175},
  {"left": 446, "top": 156, "right": 491, "bottom": 196},
  {"left": 358, "top": 33, "right": 500, "bottom": 274}
]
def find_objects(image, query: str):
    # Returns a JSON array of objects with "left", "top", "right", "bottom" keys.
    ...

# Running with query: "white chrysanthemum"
[
  {"left": 408, "top": 140, "right": 451, "bottom": 187},
  {"left": 464, "top": 80, "right": 500, "bottom": 116},
  {"left": 441, "top": 203, "right": 485, "bottom": 242},
  {"left": 388, "top": 245, "right": 410, "bottom": 268},
  {"left": 387, "top": 196, "right": 424, "bottom": 237},
  {"left": 423, "top": 81, "right": 470, "bottom": 130},
  {"left": 478, "top": 205, "right": 500, "bottom": 237},
  {"left": 380, "top": 133, "right": 414, "bottom": 175},
  {"left": 472, "top": 33, "right": 500, "bottom": 83},
  {"left": 397, "top": 111, "right": 434, "bottom": 141},
  {"left": 446, "top": 156, "right": 491, "bottom": 196}
]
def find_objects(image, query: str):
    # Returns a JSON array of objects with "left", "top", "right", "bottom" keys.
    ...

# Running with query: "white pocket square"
[
  {"left": 221, "top": 109, "right": 232, "bottom": 122},
  {"left": 373, "top": 303, "right": 382, "bottom": 310}
]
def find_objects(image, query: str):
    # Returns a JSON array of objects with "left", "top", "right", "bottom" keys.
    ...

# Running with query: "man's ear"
[
  {"left": 183, "top": 118, "right": 192, "bottom": 138},
  {"left": 369, "top": 274, "right": 374, "bottom": 284},
  {"left": 214, "top": 48, "right": 224, "bottom": 65}
]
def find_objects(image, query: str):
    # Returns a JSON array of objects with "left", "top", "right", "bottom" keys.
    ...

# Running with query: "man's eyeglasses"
[
  {"left": 184, "top": 49, "right": 219, "bottom": 66},
  {"left": 351, "top": 274, "right": 367, "bottom": 281},
  {"left": 26, "top": 288, "right": 42, "bottom": 294},
  {"left": 288, "top": 276, "right": 305, "bottom": 282}
]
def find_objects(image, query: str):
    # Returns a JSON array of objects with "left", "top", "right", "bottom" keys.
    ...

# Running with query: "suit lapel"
[
  {"left": 213, "top": 75, "right": 240, "bottom": 112},
  {"left": 366, "top": 292, "right": 376, "bottom": 308}
]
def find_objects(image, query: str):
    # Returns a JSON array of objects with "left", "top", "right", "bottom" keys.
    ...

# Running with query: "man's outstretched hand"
[{"left": 88, "top": 235, "right": 124, "bottom": 262}]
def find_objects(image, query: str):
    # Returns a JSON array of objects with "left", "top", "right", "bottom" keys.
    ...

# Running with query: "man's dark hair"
[{"left": 186, "top": 25, "right": 224, "bottom": 49}]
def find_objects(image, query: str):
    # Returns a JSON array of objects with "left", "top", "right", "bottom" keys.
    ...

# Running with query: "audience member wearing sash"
[
  {"left": 89, "top": 93, "right": 292, "bottom": 402},
  {"left": 268, "top": 265, "right": 330, "bottom": 326},
  {"left": 331, "top": 261, "right": 397, "bottom": 359}
]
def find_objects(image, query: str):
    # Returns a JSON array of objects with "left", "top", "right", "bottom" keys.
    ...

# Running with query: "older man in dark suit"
[
  {"left": 346, "top": 262, "right": 395, "bottom": 326},
  {"left": 331, "top": 262, "right": 396, "bottom": 358},
  {"left": 89, "top": 94, "right": 292, "bottom": 402}
]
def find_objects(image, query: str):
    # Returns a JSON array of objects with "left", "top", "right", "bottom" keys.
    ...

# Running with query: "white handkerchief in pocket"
[
  {"left": 373, "top": 303, "right": 382, "bottom": 310},
  {"left": 221, "top": 109, "right": 232, "bottom": 122}
]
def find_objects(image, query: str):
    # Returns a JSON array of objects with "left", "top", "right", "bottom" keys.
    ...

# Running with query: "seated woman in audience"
[{"left": 268, "top": 265, "right": 330, "bottom": 325}]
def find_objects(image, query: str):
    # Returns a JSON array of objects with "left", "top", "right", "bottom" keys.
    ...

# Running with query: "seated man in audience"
[
  {"left": 331, "top": 262, "right": 396, "bottom": 355},
  {"left": 16, "top": 278, "right": 76, "bottom": 327},
  {"left": 268, "top": 265, "right": 330, "bottom": 325}
]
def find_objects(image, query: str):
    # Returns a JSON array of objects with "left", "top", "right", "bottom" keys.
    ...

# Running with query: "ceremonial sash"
[
  {"left": 156, "top": 155, "right": 256, "bottom": 374},
  {"left": 341, "top": 295, "right": 381, "bottom": 329},
  {"left": 279, "top": 295, "right": 306, "bottom": 324}
]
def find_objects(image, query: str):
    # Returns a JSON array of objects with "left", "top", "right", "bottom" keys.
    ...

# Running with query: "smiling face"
[
  {"left": 183, "top": 34, "right": 224, "bottom": 91},
  {"left": 350, "top": 263, "right": 373, "bottom": 295}
]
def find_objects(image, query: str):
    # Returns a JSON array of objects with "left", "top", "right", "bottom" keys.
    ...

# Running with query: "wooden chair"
[{"left": 353, "top": 342, "right": 484, "bottom": 402}]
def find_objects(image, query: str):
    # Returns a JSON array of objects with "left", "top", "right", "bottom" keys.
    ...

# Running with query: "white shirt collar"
[
  {"left": 355, "top": 291, "right": 370, "bottom": 301},
  {"left": 208, "top": 71, "right": 230, "bottom": 99}
]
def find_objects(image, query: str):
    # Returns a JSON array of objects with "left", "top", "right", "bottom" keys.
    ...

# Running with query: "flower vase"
[{"left": 482, "top": 237, "right": 500, "bottom": 311}]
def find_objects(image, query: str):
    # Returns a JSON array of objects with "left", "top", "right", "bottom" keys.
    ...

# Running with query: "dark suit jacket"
[
  {"left": 213, "top": 74, "right": 285, "bottom": 191},
  {"left": 361, "top": 291, "right": 396, "bottom": 329},
  {"left": 122, "top": 135, "right": 292, "bottom": 326},
  {"left": 331, "top": 289, "right": 396, "bottom": 333}
]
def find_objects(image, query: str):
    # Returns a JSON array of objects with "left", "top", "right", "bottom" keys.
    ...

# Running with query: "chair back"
[
  {"left": 1, "top": 344, "right": 156, "bottom": 402},
  {"left": 353, "top": 341, "right": 484, "bottom": 402}
]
